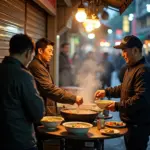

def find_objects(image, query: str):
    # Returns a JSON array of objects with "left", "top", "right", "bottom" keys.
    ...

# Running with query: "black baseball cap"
[{"left": 113, "top": 35, "right": 143, "bottom": 49}]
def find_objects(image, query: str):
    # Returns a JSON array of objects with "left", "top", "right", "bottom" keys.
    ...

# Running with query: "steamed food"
[
  {"left": 41, "top": 116, "right": 64, "bottom": 122},
  {"left": 106, "top": 121, "right": 125, "bottom": 127},
  {"left": 66, "top": 123, "right": 90, "bottom": 128},
  {"left": 63, "top": 109, "right": 97, "bottom": 114},
  {"left": 63, "top": 121, "right": 93, "bottom": 134},
  {"left": 104, "top": 128, "right": 114, "bottom": 134}
]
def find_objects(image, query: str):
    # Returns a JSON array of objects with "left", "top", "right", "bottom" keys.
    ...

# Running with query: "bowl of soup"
[
  {"left": 41, "top": 116, "right": 64, "bottom": 129},
  {"left": 94, "top": 100, "right": 114, "bottom": 109},
  {"left": 60, "top": 108, "right": 99, "bottom": 123},
  {"left": 63, "top": 121, "right": 93, "bottom": 135}
]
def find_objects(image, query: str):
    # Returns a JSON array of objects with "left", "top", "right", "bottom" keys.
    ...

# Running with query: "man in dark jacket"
[
  {"left": 95, "top": 35, "right": 150, "bottom": 150},
  {"left": 59, "top": 43, "right": 74, "bottom": 86},
  {"left": 0, "top": 34, "right": 44, "bottom": 150},
  {"left": 28, "top": 38, "right": 83, "bottom": 116}
]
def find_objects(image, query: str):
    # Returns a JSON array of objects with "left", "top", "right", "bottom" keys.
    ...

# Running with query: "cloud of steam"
[{"left": 75, "top": 58, "right": 102, "bottom": 104}]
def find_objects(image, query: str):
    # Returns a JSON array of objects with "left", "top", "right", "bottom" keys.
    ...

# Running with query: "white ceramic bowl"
[
  {"left": 41, "top": 116, "right": 64, "bottom": 129},
  {"left": 94, "top": 100, "right": 114, "bottom": 109},
  {"left": 63, "top": 121, "right": 93, "bottom": 135}
]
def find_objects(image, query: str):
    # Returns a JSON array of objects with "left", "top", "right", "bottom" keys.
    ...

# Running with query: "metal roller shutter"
[
  {"left": 0, "top": 0, "right": 25, "bottom": 62},
  {"left": 26, "top": 0, "right": 47, "bottom": 42}
]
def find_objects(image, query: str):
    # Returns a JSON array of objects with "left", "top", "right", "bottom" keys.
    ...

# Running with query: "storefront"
[
  {"left": 0, "top": 0, "right": 58, "bottom": 82},
  {"left": 0, "top": 0, "right": 49, "bottom": 61}
]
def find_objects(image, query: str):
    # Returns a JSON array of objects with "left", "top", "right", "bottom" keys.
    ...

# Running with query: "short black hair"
[
  {"left": 35, "top": 38, "right": 54, "bottom": 55},
  {"left": 61, "top": 42, "right": 69, "bottom": 48},
  {"left": 9, "top": 34, "right": 34, "bottom": 55}
]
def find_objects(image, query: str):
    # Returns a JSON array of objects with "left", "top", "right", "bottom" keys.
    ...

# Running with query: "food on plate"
[
  {"left": 106, "top": 121, "right": 125, "bottom": 127},
  {"left": 104, "top": 128, "right": 115, "bottom": 134}
]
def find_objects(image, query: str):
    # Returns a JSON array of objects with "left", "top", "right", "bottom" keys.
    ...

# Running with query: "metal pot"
[{"left": 60, "top": 108, "right": 99, "bottom": 123}]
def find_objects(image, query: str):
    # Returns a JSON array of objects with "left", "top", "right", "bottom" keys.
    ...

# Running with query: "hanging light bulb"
[
  {"left": 83, "top": 18, "right": 95, "bottom": 32},
  {"left": 85, "top": 24, "right": 94, "bottom": 32},
  {"left": 94, "top": 19, "right": 101, "bottom": 28},
  {"left": 92, "top": 14, "right": 101, "bottom": 29},
  {"left": 75, "top": 8, "right": 87, "bottom": 22},
  {"left": 88, "top": 33, "right": 95, "bottom": 39},
  {"left": 75, "top": 1, "right": 87, "bottom": 23}
]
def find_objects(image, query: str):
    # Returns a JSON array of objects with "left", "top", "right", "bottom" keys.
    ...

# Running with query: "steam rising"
[{"left": 75, "top": 57, "right": 102, "bottom": 104}]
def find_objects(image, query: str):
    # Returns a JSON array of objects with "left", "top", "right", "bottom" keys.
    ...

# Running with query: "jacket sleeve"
[
  {"left": 105, "top": 84, "right": 122, "bottom": 98},
  {"left": 116, "top": 67, "right": 150, "bottom": 114},
  {"left": 21, "top": 73, "right": 45, "bottom": 122},
  {"left": 29, "top": 65, "right": 76, "bottom": 104}
]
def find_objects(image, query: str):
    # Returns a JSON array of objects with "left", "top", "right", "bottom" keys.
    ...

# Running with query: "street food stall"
[{"left": 39, "top": 98, "right": 127, "bottom": 150}]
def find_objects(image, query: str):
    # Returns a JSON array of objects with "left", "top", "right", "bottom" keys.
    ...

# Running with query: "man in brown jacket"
[{"left": 28, "top": 38, "right": 83, "bottom": 115}]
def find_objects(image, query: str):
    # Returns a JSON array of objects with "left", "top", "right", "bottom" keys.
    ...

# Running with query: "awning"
[{"left": 102, "top": 0, "right": 133, "bottom": 14}]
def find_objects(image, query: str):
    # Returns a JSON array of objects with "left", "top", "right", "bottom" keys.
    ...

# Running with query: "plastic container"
[{"left": 97, "top": 114, "right": 105, "bottom": 130}]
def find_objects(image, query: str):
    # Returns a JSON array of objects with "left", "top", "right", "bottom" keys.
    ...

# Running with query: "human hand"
[
  {"left": 75, "top": 96, "right": 83, "bottom": 106},
  {"left": 94, "top": 90, "right": 106, "bottom": 100},
  {"left": 106, "top": 101, "right": 116, "bottom": 112}
]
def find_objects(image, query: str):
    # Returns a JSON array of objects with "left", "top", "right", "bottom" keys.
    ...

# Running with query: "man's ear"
[
  {"left": 25, "top": 50, "right": 31, "bottom": 59},
  {"left": 132, "top": 47, "right": 139, "bottom": 54},
  {"left": 38, "top": 48, "right": 43, "bottom": 55},
  {"left": 25, "top": 51, "right": 29, "bottom": 58}
]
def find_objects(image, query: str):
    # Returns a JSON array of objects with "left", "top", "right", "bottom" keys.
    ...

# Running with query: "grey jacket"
[{"left": 0, "top": 56, "right": 44, "bottom": 150}]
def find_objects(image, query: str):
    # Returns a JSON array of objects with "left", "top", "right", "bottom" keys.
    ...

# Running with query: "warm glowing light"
[
  {"left": 83, "top": 19, "right": 95, "bottom": 32},
  {"left": 93, "top": 19, "right": 101, "bottom": 28},
  {"left": 100, "top": 41, "right": 110, "bottom": 47},
  {"left": 88, "top": 33, "right": 95, "bottom": 39},
  {"left": 91, "top": 14, "right": 101, "bottom": 29},
  {"left": 105, "top": 42, "right": 110, "bottom": 47},
  {"left": 143, "top": 44, "right": 147, "bottom": 49},
  {"left": 85, "top": 24, "right": 94, "bottom": 32},
  {"left": 75, "top": 8, "right": 87, "bottom": 22},
  {"left": 100, "top": 42, "right": 105, "bottom": 47}
]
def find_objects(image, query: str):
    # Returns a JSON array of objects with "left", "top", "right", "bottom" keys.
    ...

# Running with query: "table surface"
[{"left": 37, "top": 125, "right": 128, "bottom": 141}]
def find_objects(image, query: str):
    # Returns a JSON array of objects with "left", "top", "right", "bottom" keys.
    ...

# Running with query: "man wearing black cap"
[{"left": 94, "top": 35, "right": 150, "bottom": 150}]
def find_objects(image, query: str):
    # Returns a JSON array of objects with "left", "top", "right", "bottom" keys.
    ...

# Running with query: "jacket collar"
[
  {"left": 34, "top": 56, "right": 48, "bottom": 68},
  {"left": 128, "top": 57, "right": 146, "bottom": 68},
  {"left": 2, "top": 56, "right": 26, "bottom": 69}
]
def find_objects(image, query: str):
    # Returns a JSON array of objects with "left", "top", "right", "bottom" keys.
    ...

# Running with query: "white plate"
[
  {"left": 100, "top": 128, "right": 120, "bottom": 135},
  {"left": 105, "top": 121, "right": 126, "bottom": 128}
]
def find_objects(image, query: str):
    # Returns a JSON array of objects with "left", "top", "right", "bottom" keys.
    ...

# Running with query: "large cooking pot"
[{"left": 60, "top": 108, "right": 99, "bottom": 123}]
